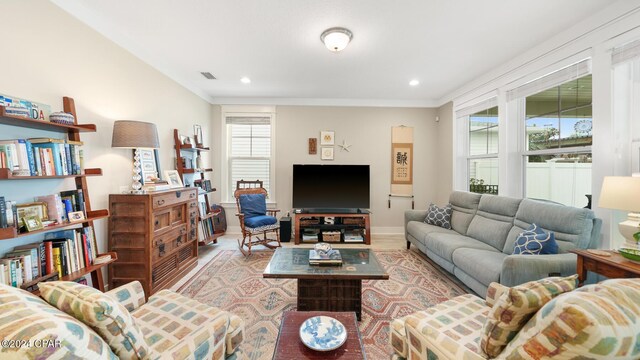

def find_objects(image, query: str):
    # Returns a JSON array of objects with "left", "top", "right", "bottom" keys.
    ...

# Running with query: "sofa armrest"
[
  {"left": 485, "top": 282, "right": 509, "bottom": 307},
  {"left": 500, "top": 253, "right": 578, "bottom": 287},
  {"left": 104, "top": 281, "right": 146, "bottom": 312},
  {"left": 404, "top": 210, "right": 428, "bottom": 238}
]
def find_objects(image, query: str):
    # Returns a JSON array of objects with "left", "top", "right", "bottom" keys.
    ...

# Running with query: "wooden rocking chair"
[{"left": 234, "top": 180, "right": 281, "bottom": 255}]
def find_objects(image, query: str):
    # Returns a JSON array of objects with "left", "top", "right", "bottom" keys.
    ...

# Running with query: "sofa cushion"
[
  {"left": 397, "top": 294, "right": 488, "bottom": 360},
  {"left": 509, "top": 198, "right": 595, "bottom": 253},
  {"left": 452, "top": 249, "right": 506, "bottom": 286},
  {"left": 466, "top": 194, "right": 521, "bottom": 250},
  {"left": 406, "top": 221, "right": 457, "bottom": 245},
  {"left": 39, "top": 281, "right": 150, "bottom": 360},
  {"left": 239, "top": 193, "right": 267, "bottom": 218},
  {"left": 513, "top": 223, "right": 558, "bottom": 255},
  {"left": 132, "top": 289, "right": 237, "bottom": 359},
  {"left": 501, "top": 278, "right": 640, "bottom": 359},
  {"left": 0, "top": 284, "right": 116, "bottom": 359},
  {"left": 244, "top": 214, "right": 277, "bottom": 228},
  {"left": 425, "top": 203, "right": 452, "bottom": 229},
  {"left": 426, "top": 232, "right": 499, "bottom": 263},
  {"left": 449, "top": 191, "right": 481, "bottom": 235},
  {"left": 480, "top": 275, "right": 578, "bottom": 358}
]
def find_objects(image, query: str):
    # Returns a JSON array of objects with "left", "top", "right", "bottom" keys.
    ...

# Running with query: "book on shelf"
[
  {"left": 14, "top": 242, "right": 46, "bottom": 278},
  {"left": 309, "top": 249, "right": 342, "bottom": 265},
  {"left": 0, "top": 138, "right": 84, "bottom": 176}
]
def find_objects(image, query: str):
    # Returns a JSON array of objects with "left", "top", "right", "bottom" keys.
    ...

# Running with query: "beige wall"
[
  {"left": 435, "top": 102, "right": 454, "bottom": 204},
  {"left": 218, "top": 105, "right": 441, "bottom": 233},
  {"left": 0, "top": 1, "right": 212, "bottom": 256}
]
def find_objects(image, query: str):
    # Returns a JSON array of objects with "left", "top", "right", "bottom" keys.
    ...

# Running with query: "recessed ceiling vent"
[{"left": 200, "top": 72, "right": 216, "bottom": 80}]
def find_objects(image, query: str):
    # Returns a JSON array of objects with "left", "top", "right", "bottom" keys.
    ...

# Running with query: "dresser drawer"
[
  {"left": 152, "top": 189, "right": 197, "bottom": 209},
  {"left": 152, "top": 225, "right": 187, "bottom": 261}
]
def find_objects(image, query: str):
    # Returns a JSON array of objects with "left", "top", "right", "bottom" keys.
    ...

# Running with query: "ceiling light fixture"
[
  {"left": 409, "top": 79, "right": 420, "bottom": 86},
  {"left": 320, "top": 27, "right": 353, "bottom": 52},
  {"left": 240, "top": 77, "right": 251, "bottom": 84}
]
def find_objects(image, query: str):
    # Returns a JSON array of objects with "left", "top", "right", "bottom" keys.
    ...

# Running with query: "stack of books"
[
  {"left": 309, "top": 249, "right": 342, "bottom": 266},
  {"left": 0, "top": 138, "right": 84, "bottom": 177}
]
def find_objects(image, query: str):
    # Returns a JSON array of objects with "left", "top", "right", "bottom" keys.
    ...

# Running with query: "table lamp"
[
  {"left": 111, "top": 120, "right": 160, "bottom": 193},
  {"left": 598, "top": 176, "right": 640, "bottom": 248}
]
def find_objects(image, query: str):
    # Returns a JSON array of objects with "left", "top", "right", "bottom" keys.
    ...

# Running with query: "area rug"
[{"left": 178, "top": 249, "right": 466, "bottom": 360}]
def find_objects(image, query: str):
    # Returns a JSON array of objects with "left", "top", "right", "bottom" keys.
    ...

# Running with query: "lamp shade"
[
  {"left": 111, "top": 120, "right": 160, "bottom": 149},
  {"left": 598, "top": 176, "right": 640, "bottom": 213}
]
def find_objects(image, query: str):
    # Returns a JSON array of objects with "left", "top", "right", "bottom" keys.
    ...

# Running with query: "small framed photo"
[
  {"left": 164, "top": 170, "right": 184, "bottom": 188},
  {"left": 17, "top": 202, "right": 48, "bottom": 227},
  {"left": 24, "top": 216, "right": 43, "bottom": 232},
  {"left": 68, "top": 211, "right": 86, "bottom": 223},
  {"left": 320, "top": 131, "right": 335, "bottom": 145},
  {"left": 308, "top": 138, "right": 317, "bottom": 154},
  {"left": 321, "top": 147, "right": 334, "bottom": 160},
  {"left": 194, "top": 124, "right": 203, "bottom": 146},
  {"left": 136, "top": 148, "right": 162, "bottom": 184}
]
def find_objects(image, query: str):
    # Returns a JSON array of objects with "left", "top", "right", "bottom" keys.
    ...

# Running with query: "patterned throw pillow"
[
  {"left": 424, "top": 203, "right": 452, "bottom": 229},
  {"left": 480, "top": 275, "right": 578, "bottom": 358},
  {"left": 513, "top": 223, "right": 558, "bottom": 255},
  {"left": 39, "top": 281, "right": 149, "bottom": 360}
]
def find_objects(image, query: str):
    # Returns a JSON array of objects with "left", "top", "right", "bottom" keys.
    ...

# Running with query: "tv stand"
[{"left": 294, "top": 211, "right": 371, "bottom": 245}]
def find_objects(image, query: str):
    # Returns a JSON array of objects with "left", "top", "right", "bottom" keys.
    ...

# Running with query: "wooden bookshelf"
[
  {"left": 179, "top": 144, "right": 210, "bottom": 152},
  {"left": 0, "top": 210, "right": 109, "bottom": 240},
  {"left": 0, "top": 168, "right": 102, "bottom": 180},
  {"left": 182, "top": 168, "right": 213, "bottom": 174},
  {"left": 0, "top": 106, "right": 96, "bottom": 133},
  {"left": 0, "top": 96, "right": 112, "bottom": 294}
]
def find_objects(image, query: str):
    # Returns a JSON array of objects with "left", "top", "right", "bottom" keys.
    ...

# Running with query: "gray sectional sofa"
[{"left": 405, "top": 191, "right": 602, "bottom": 297}]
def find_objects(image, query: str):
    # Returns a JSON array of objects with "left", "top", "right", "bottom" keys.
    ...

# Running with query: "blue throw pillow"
[
  {"left": 513, "top": 223, "right": 558, "bottom": 255},
  {"left": 239, "top": 193, "right": 267, "bottom": 219}
]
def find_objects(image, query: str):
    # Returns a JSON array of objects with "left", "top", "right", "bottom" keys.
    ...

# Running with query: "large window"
[
  {"left": 225, "top": 116, "right": 274, "bottom": 201},
  {"left": 462, "top": 102, "right": 499, "bottom": 194},
  {"left": 522, "top": 73, "right": 592, "bottom": 206}
]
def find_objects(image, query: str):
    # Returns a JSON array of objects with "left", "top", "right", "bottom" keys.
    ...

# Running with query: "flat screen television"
[{"left": 292, "top": 164, "right": 370, "bottom": 210}]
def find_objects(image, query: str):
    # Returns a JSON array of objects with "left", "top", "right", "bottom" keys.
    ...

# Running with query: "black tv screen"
[{"left": 292, "top": 164, "right": 370, "bottom": 210}]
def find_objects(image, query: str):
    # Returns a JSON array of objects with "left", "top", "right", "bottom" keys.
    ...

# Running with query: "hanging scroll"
[{"left": 391, "top": 126, "right": 413, "bottom": 196}]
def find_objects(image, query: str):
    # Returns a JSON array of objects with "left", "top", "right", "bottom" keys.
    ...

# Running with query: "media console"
[{"left": 294, "top": 210, "right": 371, "bottom": 245}]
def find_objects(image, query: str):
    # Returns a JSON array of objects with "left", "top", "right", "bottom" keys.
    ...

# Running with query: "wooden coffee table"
[
  {"left": 263, "top": 248, "right": 389, "bottom": 320},
  {"left": 570, "top": 249, "right": 640, "bottom": 286},
  {"left": 273, "top": 311, "right": 365, "bottom": 360}
]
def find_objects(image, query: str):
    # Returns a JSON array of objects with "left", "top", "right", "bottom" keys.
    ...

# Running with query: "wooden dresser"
[{"left": 108, "top": 188, "right": 198, "bottom": 297}]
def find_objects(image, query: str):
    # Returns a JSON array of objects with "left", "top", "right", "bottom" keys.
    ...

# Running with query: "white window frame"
[
  {"left": 220, "top": 106, "right": 276, "bottom": 205},
  {"left": 455, "top": 96, "right": 499, "bottom": 193}
]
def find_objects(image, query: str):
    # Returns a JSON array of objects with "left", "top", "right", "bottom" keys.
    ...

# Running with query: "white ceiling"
[{"left": 52, "top": 0, "right": 614, "bottom": 107}]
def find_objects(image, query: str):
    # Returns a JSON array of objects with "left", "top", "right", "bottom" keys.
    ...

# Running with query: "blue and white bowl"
[{"left": 299, "top": 316, "right": 347, "bottom": 351}]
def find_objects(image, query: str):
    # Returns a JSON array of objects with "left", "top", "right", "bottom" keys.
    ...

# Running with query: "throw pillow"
[
  {"left": 513, "top": 223, "right": 558, "bottom": 255},
  {"left": 39, "top": 281, "right": 149, "bottom": 360},
  {"left": 424, "top": 203, "right": 452, "bottom": 229},
  {"left": 239, "top": 193, "right": 267, "bottom": 218},
  {"left": 480, "top": 274, "right": 578, "bottom": 358}
]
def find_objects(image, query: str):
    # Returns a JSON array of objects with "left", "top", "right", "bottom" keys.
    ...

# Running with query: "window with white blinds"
[{"left": 226, "top": 116, "right": 273, "bottom": 199}]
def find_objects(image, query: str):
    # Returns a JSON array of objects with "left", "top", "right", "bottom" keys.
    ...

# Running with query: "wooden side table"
[
  {"left": 570, "top": 249, "right": 640, "bottom": 286},
  {"left": 273, "top": 311, "right": 366, "bottom": 360}
]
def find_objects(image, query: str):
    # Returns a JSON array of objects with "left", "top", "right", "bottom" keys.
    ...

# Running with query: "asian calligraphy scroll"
[{"left": 391, "top": 126, "right": 413, "bottom": 196}]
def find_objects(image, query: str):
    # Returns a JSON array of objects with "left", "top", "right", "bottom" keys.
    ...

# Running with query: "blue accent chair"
[{"left": 234, "top": 180, "right": 281, "bottom": 255}]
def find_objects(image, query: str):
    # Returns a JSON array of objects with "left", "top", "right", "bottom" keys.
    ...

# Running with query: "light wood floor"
[{"left": 170, "top": 233, "right": 407, "bottom": 291}]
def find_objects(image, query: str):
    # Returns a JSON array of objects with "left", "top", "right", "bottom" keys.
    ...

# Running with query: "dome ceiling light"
[{"left": 320, "top": 27, "right": 353, "bottom": 52}]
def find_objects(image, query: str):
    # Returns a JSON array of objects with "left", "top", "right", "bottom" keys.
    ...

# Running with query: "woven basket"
[
  {"left": 342, "top": 218, "right": 364, "bottom": 225},
  {"left": 322, "top": 231, "right": 341, "bottom": 242}
]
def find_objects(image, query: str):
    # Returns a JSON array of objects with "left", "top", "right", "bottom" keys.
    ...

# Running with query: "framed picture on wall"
[
  {"left": 321, "top": 147, "right": 334, "bottom": 160},
  {"left": 320, "top": 130, "right": 335, "bottom": 145}
]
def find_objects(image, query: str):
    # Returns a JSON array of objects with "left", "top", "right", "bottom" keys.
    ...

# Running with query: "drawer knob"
[
  {"left": 189, "top": 192, "right": 196, "bottom": 198},
  {"left": 156, "top": 199, "right": 165, "bottom": 206},
  {"left": 159, "top": 244, "right": 165, "bottom": 256},
  {"left": 176, "top": 191, "right": 182, "bottom": 198},
  {"left": 176, "top": 235, "right": 183, "bottom": 245}
]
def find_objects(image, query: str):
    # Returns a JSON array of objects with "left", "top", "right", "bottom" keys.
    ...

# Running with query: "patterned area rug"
[{"left": 178, "top": 249, "right": 466, "bottom": 360}]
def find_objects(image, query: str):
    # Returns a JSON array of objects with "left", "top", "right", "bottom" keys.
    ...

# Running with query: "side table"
[
  {"left": 570, "top": 249, "right": 640, "bottom": 286},
  {"left": 273, "top": 311, "right": 366, "bottom": 360}
]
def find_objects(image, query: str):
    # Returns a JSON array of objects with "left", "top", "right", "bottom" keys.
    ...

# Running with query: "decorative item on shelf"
[
  {"left": 24, "top": 216, "right": 43, "bottom": 231},
  {"left": 599, "top": 176, "right": 640, "bottom": 249},
  {"left": 49, "top": 112, "right": 75, "bottom": 125},
  {"left": 195, "top": 154, "right": 203, "bottom": 169},
  {"left": 338, "top": 139, "right": 352, "bottom": 152},
  {"left": 111, "top": 120, "right": 160, "bottom": 194},
  {"left": 0, "top": 93, "right": 51, "bottom": 121},
  {"left": 67, "top": 211, "right": 85, "bottom": 223},
  {"left": 299, "top": 316, "right": 347, "bottom": 351},
  {"left": 308, "top": 138, "right": 317, "bottom": 155},
  {"left": 194, "top": 124, "right": 203, "bottom": 147},
  {"left": 314, "top": 242, "right": 332, "bottom": 255},
  {"left": 164, "top": 170, "right": 184, "bottom": 188},
  {"left": 16, "top": 202, "right": 48, "bottom": 229}
]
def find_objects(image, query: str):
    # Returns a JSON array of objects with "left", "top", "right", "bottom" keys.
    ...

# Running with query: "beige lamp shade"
[
  {"left": 598, "top": 176, "right": 640, "bottom": 213},
  {"left": 111, "top": 120, "right": 160, "bottom": 149}
]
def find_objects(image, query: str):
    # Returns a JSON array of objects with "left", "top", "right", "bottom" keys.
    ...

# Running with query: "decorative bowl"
[
  {"left": 314, "top": 242, "right": 332, "bottom": 256},
  {"left": 299, "top": 316, "right": 347, "bottom": 351},
  {"left": 49, "top": 111, "right": 75, "bottom": 125},
  {"left": 618, "top": 247, "right": 640, "bottom": 262}
]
